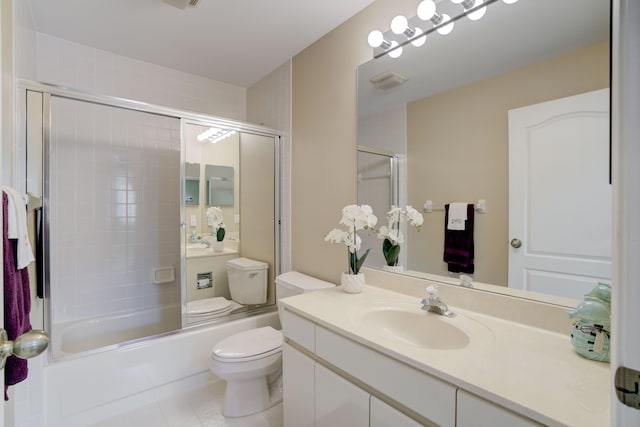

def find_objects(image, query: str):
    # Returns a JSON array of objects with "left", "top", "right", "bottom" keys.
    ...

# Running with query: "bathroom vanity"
[{"left": 280, "top": 282, "right": 609, "bottom": 427}]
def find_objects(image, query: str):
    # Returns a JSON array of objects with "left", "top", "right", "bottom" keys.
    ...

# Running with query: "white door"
[{"left": 508, "top": 89, "right": 611, "bottom": 299}]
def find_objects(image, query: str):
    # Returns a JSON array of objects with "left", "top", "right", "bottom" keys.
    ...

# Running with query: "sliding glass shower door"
[{"left": 47, "top": 96, "right": 182, "bottom": 356}]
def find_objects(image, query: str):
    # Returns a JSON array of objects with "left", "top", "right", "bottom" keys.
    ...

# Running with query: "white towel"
[
  {"left": 447, "top": 203, "right": 468, "bottom": 231},
  {"left": 3, "top": 186, "right": 35, "bottom": 269}
]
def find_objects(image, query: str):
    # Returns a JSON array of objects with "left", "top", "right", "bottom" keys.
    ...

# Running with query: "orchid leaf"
[
  {"left": 382, "top": 238, "right": 400, "bottom": 266},
  {"left": 349, "top": 248, "right": 371, "bottom": 275}
]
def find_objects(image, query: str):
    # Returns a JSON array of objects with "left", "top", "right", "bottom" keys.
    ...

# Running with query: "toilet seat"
[
  {"left": 211, "top": 326, "right": 282, "bottom": 363},
  {"left": 187, "top": 297, "right": 234, "bottom": 318}
]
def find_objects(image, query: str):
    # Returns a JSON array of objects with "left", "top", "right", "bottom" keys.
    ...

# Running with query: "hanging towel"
[
  {"left": 443, "top": 203, "right": 475, "bottom": 274},
  {"left": 447, "top": 202, "right": 468, "bottom": 231},
  {"left": 3, "top": 192, "right": 33, "bottom": 400},
  {"left": 2, "top": 186, "right": 35, "bottom": 269}
]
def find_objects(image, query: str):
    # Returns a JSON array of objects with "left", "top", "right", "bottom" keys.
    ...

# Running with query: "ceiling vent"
[
  {"left": 369, "top": 71, "right": 409, "bottom": 90},
  {"left": 164, "top": 0, "right": 200, "bottom": 9}
]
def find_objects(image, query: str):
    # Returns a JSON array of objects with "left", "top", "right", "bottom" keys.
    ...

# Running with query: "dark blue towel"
[
  {"left": 443, "top": 203, "right": 475, "bottom": 274},
  {"left": 3, "top": 192, "right": 32, "bottom": 400}
]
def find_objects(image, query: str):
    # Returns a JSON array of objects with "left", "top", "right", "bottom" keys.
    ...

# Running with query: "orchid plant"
[
  {"left": 325, "top": 204, "right": 378, "bottom": 275},
  {"left": 377, "top": 206, "right": 424, "bottom": 267},
  {"left": 206, "top": 206, "right": 226, "bottom": 242}
]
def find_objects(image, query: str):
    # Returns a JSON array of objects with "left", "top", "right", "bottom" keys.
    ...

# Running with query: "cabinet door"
[
  {"left": 370, "top": 396, "right": 424, "bottom": 427},
  {"left": 457, "top": 390, "right": 543, "bottom": 427},
  {"left": 315, "top": 363, "right": 370, "bottom": 427},
  {"left": 283, "top": 344, "right": 315, "bottom": 427}
]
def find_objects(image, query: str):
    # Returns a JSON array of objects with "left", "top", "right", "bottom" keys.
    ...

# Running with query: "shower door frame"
[
  {"left": 18, "top": 80, "right": 283, "bottom": 358},
  {"left": 357, "top": 145, "right": 403, "bottom": 269}
]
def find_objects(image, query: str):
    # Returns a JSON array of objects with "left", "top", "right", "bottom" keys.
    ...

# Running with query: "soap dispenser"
[{"left": 568, "top": 282, "right": 611, "bottom": 362}]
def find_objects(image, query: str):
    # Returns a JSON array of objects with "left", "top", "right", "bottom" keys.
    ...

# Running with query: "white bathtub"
[
  {"left": 44, "top": 310, "right": 280, "bottom": 427},
  {"left": 52, "top": 305, "right": 182, "bottom": 358}
]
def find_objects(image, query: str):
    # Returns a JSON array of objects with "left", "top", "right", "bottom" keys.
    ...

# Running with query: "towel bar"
[{"left": 423, "top": 200, "right": 486, "bottom": 214}]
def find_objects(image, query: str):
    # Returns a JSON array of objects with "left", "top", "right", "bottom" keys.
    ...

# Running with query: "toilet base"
[{"left": 222, "top": 371, "right": 283, "bottom": 417}]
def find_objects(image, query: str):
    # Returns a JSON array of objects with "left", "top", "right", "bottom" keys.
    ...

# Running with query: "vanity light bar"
[{"left": 368, "top": 0, "right": 517, "bottom": 59}]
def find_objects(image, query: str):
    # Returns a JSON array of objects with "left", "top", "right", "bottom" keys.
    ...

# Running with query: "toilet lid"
[
  {"left": 211, "top": 326, "right": 282, "bottom": 362},
  {"left": 187, "top": 297, "right": 233, "bottom": 316}
]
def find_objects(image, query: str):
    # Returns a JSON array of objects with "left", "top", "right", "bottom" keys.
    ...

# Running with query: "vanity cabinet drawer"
[
  {"left": 281, "top": 308, "right": 316, "bottom": 351},
  {"left": 457, "top": 390, "right": 543, "bottom": 427},
  {"left": 315, "top": 326, "right": 456, "bottom": 427},
  {"left": 315, "top": 363, "right": 370, "bottom": 427},
  {"left": 283, "top": 343, "right": 315, "bottom": 427},
  {"left": 370, "top": 396, "right": 424, "bottom": 427}
]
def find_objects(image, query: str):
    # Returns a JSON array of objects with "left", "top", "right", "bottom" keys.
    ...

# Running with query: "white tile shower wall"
[
  {"left": 15, "top": 0, "right": 37, "bottom": 80},
  {"left": 49, "top": 96, "right": 181, "bottom": 324},
  {"left": 36, "top": 33, "right": 247, "bottom": 121}
]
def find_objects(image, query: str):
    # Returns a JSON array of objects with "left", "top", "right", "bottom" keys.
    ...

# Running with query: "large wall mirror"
[
  {"left": 357, "top": 0, "right": 610, "bottom": 304},
  {"left": 183, "top": 122, "right": 279, "bottom": 326}
]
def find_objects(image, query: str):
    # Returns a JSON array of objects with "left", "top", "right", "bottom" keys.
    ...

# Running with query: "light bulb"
[
  {"left": 417, "top": 0, "right": 437, "bottom": 21},
  {"left": 388, "top": 41, "right": 403, "bottom": 59},
  {"left": 390, "top": 15, "right": 408, "bottom": 35},
  {"left": 502, "top": 0, "right": 518, "bottom": 3},
  {"left": 367, "top": 30, "right": 384, "bottom": 48},
  {"left": 467, "top": 0, "right": 487, "bottom": 20},
  {"left": 411, "top": 27, "right": 426, "bottom": 47},
  {"left": 436, "top": 14, "right": 454, "bottom": 35}
]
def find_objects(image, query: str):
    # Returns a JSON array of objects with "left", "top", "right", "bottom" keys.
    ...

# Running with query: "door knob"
[
  {"left": 0, "top": 329, "right": 49, "bottom": 369},
  {"left": 510, "top": 238, "right": 522, "bottom": 249}
]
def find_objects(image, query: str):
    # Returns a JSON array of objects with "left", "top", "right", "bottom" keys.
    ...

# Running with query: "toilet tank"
[
  {"left": 275, "top": 271, "right": 334, "bottom": 300},
  {"left": 227, "top": 258, "right": 269, "bottom": 305}
]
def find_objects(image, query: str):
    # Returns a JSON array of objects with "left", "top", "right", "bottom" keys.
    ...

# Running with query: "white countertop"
[{"left": 280, "top": 285, "right": 610, "bottom": 427}]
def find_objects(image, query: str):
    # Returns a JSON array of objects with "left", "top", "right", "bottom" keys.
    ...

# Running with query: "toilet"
[
  {"left": 185, "top": 297, "right": 242, "bottom": 324},
  {"left": 209, "top": 270, "right": 335, "bottom": 417},
  {"left": 186, "top": 258, "right": 268, "bottom": 324},
  {"left": 227, "top": 257, "right": 269, "bottom": 305}
]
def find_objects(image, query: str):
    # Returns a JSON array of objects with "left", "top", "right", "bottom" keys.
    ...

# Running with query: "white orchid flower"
[
  {"left": 405, "top": 205, "right": 424, "bottom": 228},
  {"left": 386, "top": 229, "right": 404, "bottom": 245},
  {"left": 387, "top": 206, "right": 402, "bottom": 223},
  {"left": 326, "top": 204, "right": 377, "bottom": 274},
  {"left": 325, "top": 228, "right": 347, "bottom": 244}
]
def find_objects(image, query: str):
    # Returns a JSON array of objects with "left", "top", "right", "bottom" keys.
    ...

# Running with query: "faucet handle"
[
  {"left": 425, "top": 284, "right": 439, "bottom": 300},
  {"left": 460, "top": 274, "right": 473, "bottom": 288}
]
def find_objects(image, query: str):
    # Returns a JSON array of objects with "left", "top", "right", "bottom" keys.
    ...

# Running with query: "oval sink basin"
[
  {"left": 354, "top": 305, "right": 493, "bottom": 350},
  {"left": 361, "top": 309, "right": 468, "bottom": 349}
]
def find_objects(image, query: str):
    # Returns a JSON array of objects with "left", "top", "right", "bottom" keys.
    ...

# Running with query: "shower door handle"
[{"left": 0, "top": 329, "right": 49, "bottom": 370}]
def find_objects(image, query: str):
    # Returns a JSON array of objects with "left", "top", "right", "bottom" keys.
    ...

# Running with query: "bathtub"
[
  {"left": 44, "top": 310, "right": 280, "bottom": 427},
  {"left": 52, "top": 304, "right": 182, "bottom": 359}
]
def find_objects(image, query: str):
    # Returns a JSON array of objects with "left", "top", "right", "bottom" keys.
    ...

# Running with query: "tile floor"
[{"left": 88, "top": 381, "right": 283, "bottom": 427}]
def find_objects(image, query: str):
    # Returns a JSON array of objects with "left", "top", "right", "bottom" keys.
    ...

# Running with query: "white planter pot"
[
  {"left": 341, "top": 272, "right": 365, "bottom": 294},
  {"left": 212, "top": 241, "right": 224, "bottom": 253},
  {"left": 382, "top": 265, "right": 404, "bottom": 273}
]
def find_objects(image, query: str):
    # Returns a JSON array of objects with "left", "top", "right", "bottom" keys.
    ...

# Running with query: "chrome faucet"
[{"left": 421, "top": 285, "right": 456, "bottom": 318}]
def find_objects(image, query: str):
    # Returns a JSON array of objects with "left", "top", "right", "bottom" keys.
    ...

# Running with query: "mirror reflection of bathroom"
[{"left": 183, "top": 123, "right": 278, "bottom": 326}]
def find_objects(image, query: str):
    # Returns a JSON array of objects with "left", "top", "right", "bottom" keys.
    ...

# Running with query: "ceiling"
[{"left": 27, "top": 0, "right": 376, "bottom": 88}]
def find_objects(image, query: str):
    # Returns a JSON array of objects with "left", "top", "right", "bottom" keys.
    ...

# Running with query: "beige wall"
[
  {"left": 291, "top": 0, "right": 417, "bottom": 283},
  {"left": 406, "top": 41, "right": 609, "bottom": 286}
]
